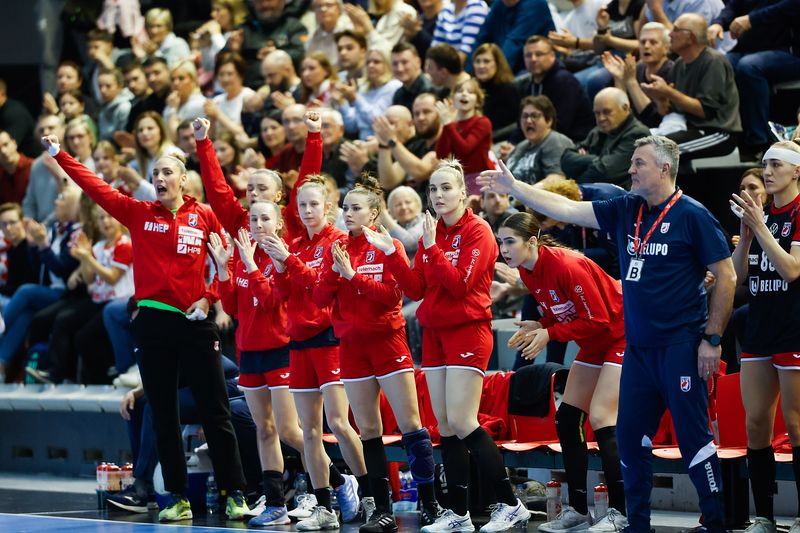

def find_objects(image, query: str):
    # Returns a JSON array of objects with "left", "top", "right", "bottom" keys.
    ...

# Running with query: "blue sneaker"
[
  {"left": 249, "top": 505, "right": 291, "bottom": 526},
  {"left": 333, "top": 474, "right": 360, "bottom": 523}
]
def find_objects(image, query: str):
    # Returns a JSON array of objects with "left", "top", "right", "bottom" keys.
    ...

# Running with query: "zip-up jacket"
[
  {"left": 314, "top": 230, "right": 407, "bottom": 339},
  {"left": 274, "top": 223, "right": 346, "bottom": 341},
  {"left": 385, "top": 209, "right": 497, "bottom": 329},
  {"left": 219, "top": 246, "right": 290, "bottom": 351},
  {"left": 29, "top": 222, "right": 81, "bottom": 286},
  {"left": 196, "top": 131, "right": 322, "bottom": 243},
  {"left": 518, "top": 246, "right": 624, "bottom": 348},
  {"left": 54, "top": 150, "right": 220, "bottom": 311}
]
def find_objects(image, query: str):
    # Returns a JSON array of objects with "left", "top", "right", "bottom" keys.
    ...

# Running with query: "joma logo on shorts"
[{"left": 705, "top": 462, "right": 718, "bottom": 492}]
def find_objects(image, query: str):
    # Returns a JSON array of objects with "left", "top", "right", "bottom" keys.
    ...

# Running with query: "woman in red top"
[
  {"left": 43, "top": 135, "right": 250, "bottom": 522},
  {"left": 262, "top": 175, "right": 367, "bottom": 531},
  {"left": 363, "top": 160, "right": 528, "bottom": 533},
  {"left": 500, "top": 212, "right": 626, "bottom": 532},
  {"left": 435, "top": 78, "right": 494, "bottom": 197},
  {"left": 313, "top": 176, "right": 442, "bottom": 533}
]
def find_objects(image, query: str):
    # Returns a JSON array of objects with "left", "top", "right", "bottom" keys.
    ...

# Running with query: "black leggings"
[{"left": 132, "top": 307, "right": 246, "bottom": 493}]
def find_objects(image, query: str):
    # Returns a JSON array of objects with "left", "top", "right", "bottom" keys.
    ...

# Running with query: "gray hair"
[
  {"left": 640, "top": 22, "right": 670, "bottom": 47},
  {"left": 320, "top": 108, "right": 344, "bottom": 127},
  {"left": 634, "top": 135, "right": 680, "bottom": 180},
  {"left": 595, "top": 87, "right": 630, "bottom": 109},
  {"left": 387, "top": 185, "right": 423, "bottom": 213}
]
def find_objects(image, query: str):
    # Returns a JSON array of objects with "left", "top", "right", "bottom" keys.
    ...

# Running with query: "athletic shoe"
[
  {"left": 588, "top": 509, "right": 629, "bottom": 532},
  {"left": 333, "top": 474, "right": 360, "bottom": 522},
  {"left": 290, "top": 493, "right": 319, "bottom": 519},
  {"left": 420, "top": 502, "right": 445, "bottom": 526},
  {"left": 420, "top": 509, "right": 475, "bottom": 533},
  {"left": 247, "top": 495, "right": 266, "bottom": 517},
  {"left": 360, "top": 511, "right": 399, "bottom": 533},
  {"left": 480, "top": 499, "right": 531, "bottom": 532},
  {"left": 117, "top": 364, "right": 141, "bottom": 388},
  {"left": 158, "top": 494, "right": 192, "bottom": 522},
  {"left": 249, "top": 505, "right": 291, "bottom": 526},
  {"left": 360, "top": 496, "right": 376, "bottom": 522},
  {"left": 106, "top": 486, "right": 150, "bottom": 513},
  {"left": 743, "top": 518, "right": 776, "bottom": 533},
  {"left": 225, "top": 489, "right": 251, "bottom": 520},
  {"left": 538, "top": 506, "right": 592, "bottom": 533},
  {"left": 297, "top": 506, "right": 340, "bottom": 530}
]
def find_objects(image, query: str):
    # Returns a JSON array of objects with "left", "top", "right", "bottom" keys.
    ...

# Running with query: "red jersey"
[
  {"left": 518, "top": 246, "right": 625, "bottom": 348},
  {"left": 385, "top": 209, "right": 497, "bottom": 329},
  {"left": 435, "top": 116, "right": 494, "bottom": 176},
  {"left": 54, "top": 150, "right": 220, "bottom": 312},
  {"left": 314, "top": 230, "right": 408, "bottom": 339},
  {"left": 219, "top": 246, "right": 289, "bottom": 351},
  {"left": 196, "top": 131, "right": 323, "bottom": 243},
  {"left": 274, "top": 223, "right": 346, "bottom": 341}
]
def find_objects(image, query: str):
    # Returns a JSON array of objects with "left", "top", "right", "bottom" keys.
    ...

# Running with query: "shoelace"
[{"left": 297, "top": 494, "right": 316, "bottom": 509}]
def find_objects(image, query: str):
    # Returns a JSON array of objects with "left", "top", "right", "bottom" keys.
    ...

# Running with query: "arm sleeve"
[
  {"left": 690, "top": 59, "right": 733, "bottom": 122},
  {"left": 197, "top": 137, "right": 248, "bottom": 235},
  {"left": 591, "top": 196, "right": 624, "bottom": 235},
  {"left": 312, "top": 249, "right": 339, "bottom": 308},
  {"left": 385, "top": 243, "right": 427, "bottom": 301},
  {"left": 546, "top": 263, "right": 613, "bottom": 342},
  {"left": 458, "top": 2, "right": 489, "bottom": 55},
  {"left": 54, "top": 150, "right": 135, "bottom": 226},
  {"left": 502, "top": 2, "right": 555, "bottom": 69},
  {"left": 284, "top": 252, "right": 324, "bottom": 287},
  {"left": 750, "top": 0, "right": 800, "bottom": 26},
  {"left": 710, "top": 0, "right": 738, "bottom": 28},
  {"left": 350, "top": 242, "right": 407, "bottom": 306},
  {"left": 284, "top": 131, "right": 323, "bottom": 240},
  {"left": 424, "top": 224, "right": 497, "bottom": 299},
  {"left": 218, "top": 278, "right": 238, "bottom": 316},
  {"left": 248, "top": 269, "right": 284, "bottom": 310},
  {"left": 40, "top": 228, "right": 80, "bottom": 279},
  {"left": 435, "top": 119, "right": 492, "bottom": 159}
]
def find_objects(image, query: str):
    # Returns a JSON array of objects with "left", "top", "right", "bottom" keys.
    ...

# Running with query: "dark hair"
[
  {"left": 738, "top": 167, "right": 770, "bottom": 206},
  {"left": 60, "top": 89, "right": 85, "bottom": 106},
  {"left": 58, "top": 60, "right": 84, "bottom": 83},
  {"left": 335, "top": 29, "right": 368, "bottom": 50},
  {"left": 347, "top": 173, "right": 384, "bottom": 219},
  {"left": 142, "top": 56, "right": 169, "bottom": 70},
  {"left": 122, "top": 60, "right": 145, "bottom": 75},
  {"left": 472, "top": 43, "right": 515, "bottom": 84},
  {"left": 426, "top": 44, "right": 462, "bottom": 75},
  {"left": 98, "top": 67, "right": 124, "bottom": 88},
  {"left": 215, "top": 131, "right": 242, "bottom": 168},
  {"left": 87, "top": 29, "right": 113, "bottom": 43},
  {"left": 299, "top": 52, "right": 338, "bottom": 104},
  {"left": 214, "top": 51, "right": 247, "bottom": 79},
  {"left": 525, "top": 35, "right": 554, "bottom": 51},
  {"left": 391, "top": 41, "right": 419, "bottom": 57},
  {"left": 177, "top": 119, "right": 193, "bottom": 132},
  {"left": 520, "top": 95, "right": 556, "bottom": 126},
  {"left": 500, "top": 212, "right": 564, "bottom": 248}
]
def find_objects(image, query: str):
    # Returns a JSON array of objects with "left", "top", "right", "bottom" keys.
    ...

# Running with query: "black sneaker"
[
  {"left": 360, "top": 512, "right": 398, "bottom": 533},
  {"left": 420, "top": 503, "right": 444, "bottom": 527},
  {"left": 107, "top": 486, "right": 150, "bottom": 513}
]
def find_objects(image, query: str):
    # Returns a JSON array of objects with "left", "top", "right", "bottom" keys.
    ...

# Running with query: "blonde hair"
[
  {"left": 146, "top": 8, "right": 174, "bottom": 31},
  {"left": 430, "top": 158, "right": 466, "bottom": 190},
  {"left": 536, "top": 175, "right": 581, "bottom": 201}
]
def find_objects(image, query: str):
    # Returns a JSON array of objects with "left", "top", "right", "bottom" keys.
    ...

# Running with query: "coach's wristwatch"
[{"left": 702, "top": 333, "right": 722, "bottom": 347}]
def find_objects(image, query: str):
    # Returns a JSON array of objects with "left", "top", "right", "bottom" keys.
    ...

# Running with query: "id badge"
[{"left": 625, "top": 258, "right": 644, "bottom": 282}]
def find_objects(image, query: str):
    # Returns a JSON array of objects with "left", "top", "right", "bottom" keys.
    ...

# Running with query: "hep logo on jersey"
[{"left": 680, "top": 376, "right": 691, "bottom": 392}]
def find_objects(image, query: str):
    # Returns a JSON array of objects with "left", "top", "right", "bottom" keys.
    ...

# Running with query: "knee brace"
[
  {"left": 402, "top": 428, "right": 435, "bottom": 484},
  {"left": 555, "top": 403, "right": 588, "bottom": 447}
]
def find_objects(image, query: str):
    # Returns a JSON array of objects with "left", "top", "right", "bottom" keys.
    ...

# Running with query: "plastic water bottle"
[
  {"left": 545, "top": 480, "right": 562, "bottom": 522},
  {"left": 294, "top": 472, "right": 308, "bottom": 508},
  {"left": 593, "top": 483, "right": 608, "bottom": 519},
  {"left": 206, "top": 474, "right": 219, "bottom": 514}
]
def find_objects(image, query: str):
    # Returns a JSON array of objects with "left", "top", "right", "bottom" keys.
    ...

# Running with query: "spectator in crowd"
[
  {"left": 376, "top": 93, "right": 441, "bottom": 194},
  {"left": 0, "top": 80, "right": 39, "bottom": 158},
  {"left": 0, "top": 203, "right": 36, "bottom": 310},
  {"left": 42, "top": 61, "right": 94, "bottom": 122},
  {"left": 336, "top": 47, "right": 402, "bottom": 140},
  {"left": 272, "top": 103, "right": 308, "bottom": 176},
  {"left": 0, "top": 130, "right": 33, "bottom": 205},
  {"left": 343, "top": 0, "right": 417, "bottom": 47},
  {"left": 425, "top": 44, "right": 471, "bottom": 98},
  {"left": 399, "top": 0, "right": 443, "bottom": 60},
  {"left": 480, "top": 190, "right": 516, "bottom": 234},
  {"left": 128, "top": 112, "right": 183, "bottom": 195},
  {"left": 505, "top": 95, "right": 575, "bottom": 183},
  {"left": 93, "top": 141, "right": 124, "bottom": 190},
  {"left": 391, "top": 42, "right": 435, "bottom": 110},
  {"left": 65, "top": 118, "right": 97, "bottom": 172},
  {"left": 194, "top": 0, "right": 250, "bottom": 76},
  {"left": 602, "top": 22, "right": 675, "bottom": 128},
  {"left": 561, "top": 87, "right": 650, "bottom": 186},
  {"left": 708, "top": 0, "right": 800, "bottom": 158},
  {"left": 516, "top": 36, "right": 594, "bottom": 142},
  {"left": 206, "top": 52, "right": 256, "bottom": 135},
  {"left": 175, "top": 120, "right": 201, "bottom": 173},
  {"left": 163, "top": 61, "right": 206, "bottom": 139},
  {"left": 319, "top": 109, "right": 349, "bottom": 190},
  {"left": 305, "top": 0, "right": 361, "bottom": 69},
  {"left": 236, "top": 0, "right": 308, "bottom": 88},
  {"left": 96, "top": 69, "right": 132, "bottom": 142},
  {"left": 58, "top": 90, "right": 98, "bottom": 141},
  {"left": 472, "top": 43, "right": 520, "bottom": 142},
  {"left": 214, "top": 132, "right": 246, "bottom": 198},
  {"left": 378, "top": 185, "right": 425, "bottom": 258},
  {"left": 473, "top": 0, "right": 556, "bottom": 74},
  {"left": 259, "top": 50, "right": 303, "bottom": 109},
  {"left": 126, "top": 57, "right": 172, "bottom": 132},
  {"left": 335, "top": 30, "right": 368, "bottom": 82},
  {"left": 430, "top": 0, "right": 488, "bottom": 62},
  {"left": 85, "top": 30, "right": 127, "bottom": 104},
  {"left": 122, "top": 62, "right": 153, "bottom": 128},
  {"left": 298, "top": 52, "right": 338, "bottom": 106},
  {"left": 23, "top": 115, "right": 66, "bottom": 223},
  {"left": 136, "top": 8, "right": 191, "bottom": 67},
  {"left": 640, "top": 14, "right": 741, "bottom": 160},
  {"left": 436, "top": 78, "right": 494, "bottom": 195},
  {"left": 255, "top": 110, "right": 288, "bottom": 168}
]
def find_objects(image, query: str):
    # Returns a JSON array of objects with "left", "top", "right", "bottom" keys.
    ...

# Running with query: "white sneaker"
[
  {"left": 289, "top": 493, "right": 318, "bottom": 519},
  {"left": 296, "top": 506, "right": 340, "bottom": 530},
  {"left": 538, "top": 506, "right": 592, "bottom": 533},
  {"left": 588, "top": 508, "right": 628, "bottom": 532},
  {"left": 360, "top": 496, "right": 376, "bottom": 522},
  {"left": 743, "top": 517, "right": 776, "bottom": 533},
  {"left": 420, "top": 509, "right": 475, "bottom": 533},
  {"left": 245, "top": 495, "right": 266, "bottom": 517},
  {"left": 480, "top": 499, "right": 531, "bottom": 532},
  {"left": 787, "top": 517, "right": 800, "bottom": 533},
  {"left": 117, "top": 364, "right": 141, "bottom": 388}
]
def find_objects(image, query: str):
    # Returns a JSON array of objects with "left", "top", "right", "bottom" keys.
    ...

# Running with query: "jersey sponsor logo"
[
  {"left": 574, "top": 285, "right": 583, "bottom": 294},
  {"left": 770, "top": 223, "right": 779, "bottom": 235},
  {"left": 705, "top": 462, "right": 719, "bottom": 493},
  {"left": 452, "top": 235, "right": 461, "bottom": 249},
  {"left": 680, "top": 376, "right": 691, "bottom": 392},
  {"left": 660, "top": 222, "right": 670, "bottom": 233},
  {"left": 793, "top": 354, "right": 800, "bottom": 359},
  {"left": 236, "top": 277, "right": 249, "bottom": 288},
  {"left": 188, "top": 213, "right": 198, "bottom": 227},
  {"left": 144, "top": 221, "right": 169, "bottom": 233},
  {"left": 459, "top": 352, "right": 474, "bottom": 358},
  {"left": 626, "top": 235, "right": 668, "bottom": 256},
  {"left": 749, "top": 254, "right": 759, "bottom": 265},
  {"left": 178, "top": 226, "right": 204, "bottom": 238},
  {"left": 306, "top": 258, "right": 323, "bottom": 269},
  {"left": 550, "top": 301, "right": 577, "bottom": 323},
  {"left": 422, "top": 254, "right": 429, "bottom": 263},
  {"left": 444, "top": 249, "right": 461, "bottom": 266},
  {"left": 471, "top": 248, "right": 480, "bottom": 257},
  {"left": 615, "top": 352, "right": 624, "bottom": 358},
  {"left": 280, "top": 373, "right": 290, "bottom": 379},
  {"left": 357, "top": 264, "right": 384, "bottom": 274},
  {"left": 314, "top": 245, "right": 324, "bottom": 259},
  {"left": 395, "top": 356, "right": 408, "bottom": 363},
  {"left": 331, "top": 368, "right": 341, "bottom": 375},
  {"left": 749, "top": 275, "right": 789, "bottom": 295},
  {"left": 549, "top": 290, "right": 559, "bottom": 302},
  {"left": 366, "top": 250, "right": 375, "bottom": 263},
  {"left": 782, "top": 222, "right": 792, "bottom": 237}
]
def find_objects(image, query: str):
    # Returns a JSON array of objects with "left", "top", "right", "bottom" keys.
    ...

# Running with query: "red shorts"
[
  {"left": 339, "top": 329, "right": 414, "bottom": 381},
  {"left": 742, "top": 351, "right": 800, "bottom": 369},
  {"left": 289, "top": 346, "right": 343, "bottom": 392},
  {"left": 574, "top": 339, "right": 626, "bottom": 369},
  {"left": 422, "top": 321, "right": 493, "bottom": 375},
  {"left": 238, "top": 368, "right": 291, "bottom": 390}
]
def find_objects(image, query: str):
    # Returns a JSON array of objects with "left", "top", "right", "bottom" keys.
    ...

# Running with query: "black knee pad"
[{"left": 555, "top": 403, "right": 588, "bottom": 446}]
